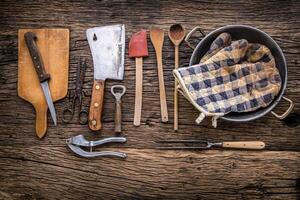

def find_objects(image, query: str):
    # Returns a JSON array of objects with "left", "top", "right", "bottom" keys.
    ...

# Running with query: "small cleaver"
[{"left": 86, "top": 24, "right": 125, "bottom": 131}]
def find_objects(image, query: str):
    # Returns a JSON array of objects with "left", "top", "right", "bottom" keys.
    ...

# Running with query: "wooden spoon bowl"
[
  {"left": 150, "top": 27, "right": 165, "bottom": 50},
  {"left": 168, "top": 24, "right": 185, "bottom": 46}
]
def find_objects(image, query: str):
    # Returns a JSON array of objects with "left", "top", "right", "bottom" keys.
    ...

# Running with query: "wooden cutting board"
[{"left": 18, "top": 29, "right": 69, "bottom": 138}]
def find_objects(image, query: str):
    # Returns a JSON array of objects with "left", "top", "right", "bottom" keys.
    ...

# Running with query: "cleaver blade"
[
  {"left": 87, "top": 24, "right": 125, "bottom": 81},
  {"left": 86, "top": 24, "right": 125, "bottom": 131}
]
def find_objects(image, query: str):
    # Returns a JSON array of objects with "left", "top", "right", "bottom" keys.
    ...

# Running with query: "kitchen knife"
[
  {"left": 86, "top": 25, "right": 125, "bottom": 131},
  {"left": 24, "top": 32, "right": 57, "bottom": 126}
]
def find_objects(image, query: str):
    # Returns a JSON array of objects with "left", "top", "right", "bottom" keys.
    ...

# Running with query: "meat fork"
[{"left": 156, "top": 140, "right": 265, "bottom": 150}]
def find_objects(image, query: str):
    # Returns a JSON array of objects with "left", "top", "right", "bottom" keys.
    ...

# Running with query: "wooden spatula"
[
  {"left": 129, "top": 30, "right": 148, "bottom": 126},
  {"left": 150, "top": 27, "right": 168, "bottom": 122}
]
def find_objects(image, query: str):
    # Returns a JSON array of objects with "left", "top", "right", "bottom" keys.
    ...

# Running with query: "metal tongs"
[
  {"left": 66, "top": 134, "right": 127, "bottom": 158},
  {"left": 157, "top": 140, "right": 265, "bottom": 150}
]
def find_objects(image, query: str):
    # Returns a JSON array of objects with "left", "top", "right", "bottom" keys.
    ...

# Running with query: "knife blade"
[
  {"left": 24, "top": 32, "right": 57, "bottom": 126},
  {"left": 86, "top": 25, "right": 125, "bottom": 131}
]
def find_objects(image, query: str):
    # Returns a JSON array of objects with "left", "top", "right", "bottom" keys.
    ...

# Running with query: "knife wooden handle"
[
  {"left": 133, "top": 57, "right": 143, "bottom": 126},
  {"left": 24, "top": 32, "right": 50, "bottom": 82},
  {"left": 222, "top": 141, "right": 265, "bottom": 150},
  {"left": 156, "top": 50, "right": 168, "bottom": 122},
  {"left": 115, "top": 99, "right": 122, "bottom": 133},
  {"left": 89, "top": 79, "right": 105, "bottom": 131}
]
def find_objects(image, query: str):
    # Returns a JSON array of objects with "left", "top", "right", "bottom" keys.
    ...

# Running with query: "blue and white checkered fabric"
[{"left": 173, "top": 33, "right": 281, "bottom": 127}]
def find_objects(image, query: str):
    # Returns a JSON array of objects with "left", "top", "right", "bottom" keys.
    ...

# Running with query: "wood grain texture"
[{"left": 1, "top": 0, "right": 300, "bottom": 199}]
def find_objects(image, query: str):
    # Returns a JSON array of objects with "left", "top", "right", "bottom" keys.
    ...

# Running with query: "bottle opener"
[{"left": 111, "top": 85, "right": 126, "bottom": 133}]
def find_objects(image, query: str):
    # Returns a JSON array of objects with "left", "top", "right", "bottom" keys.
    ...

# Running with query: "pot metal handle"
[
  {"left": 271, "top": 96, "right": 294, "bottom": 120},
  {"left": 184, "top": 26, "right": 205, "bottom": 49}
]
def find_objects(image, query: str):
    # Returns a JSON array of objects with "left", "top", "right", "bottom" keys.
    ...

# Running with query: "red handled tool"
[{"left": 129, "top": 30, "right": 148, "bottom": 126}]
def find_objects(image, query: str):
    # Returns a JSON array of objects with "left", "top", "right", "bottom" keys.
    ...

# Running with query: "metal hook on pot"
[{"left": 184, "top": 26, "right": 206, "bottom": 49}]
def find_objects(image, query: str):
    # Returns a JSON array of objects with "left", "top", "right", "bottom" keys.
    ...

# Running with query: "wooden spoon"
[
  {"left": 168, "top": 24, "right": 185, "bottom": 131},
  {"left": 150, "top": 27, "right": 168, "bottom": 122}
]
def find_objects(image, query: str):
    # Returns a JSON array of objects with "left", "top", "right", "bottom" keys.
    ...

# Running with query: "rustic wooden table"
[{"left": 0, "top": 0, "right": 300, "bottom": 199}]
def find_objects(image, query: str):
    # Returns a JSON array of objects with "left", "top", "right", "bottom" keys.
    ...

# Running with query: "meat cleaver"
[{"left": 86, "top": 25, "right": 125, "bottom": 131}]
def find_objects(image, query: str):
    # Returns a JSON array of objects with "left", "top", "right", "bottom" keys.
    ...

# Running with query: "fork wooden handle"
[{"left": 222, "top": 141, "right": 265, "bottom": 150}]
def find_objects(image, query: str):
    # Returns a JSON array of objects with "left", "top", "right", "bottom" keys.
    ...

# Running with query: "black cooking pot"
[{"left": 186, "top": 25, "right": 293, "bottom": 122}]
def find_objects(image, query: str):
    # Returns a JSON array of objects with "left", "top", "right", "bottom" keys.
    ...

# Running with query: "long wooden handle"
[
  {"left": 222, "top": 141, "right": 265, "bottom": 150},
  {"left": 115, "top": 99, "right": 122, "bottom": 133},
  {"left": 89, "top": 79, "right": 105, "bottom": 131},
  {"left": 174, "top": 45, "right": 179, "bottom": 131},
  {"left": 156, "top": 50, "right": 168, "bottom": 122},
  {"left": 133, "top": 57, "right": 143, "bottom": 126},
  {"left": 35, "top": 104, "right": 47, "bottom": 138}
]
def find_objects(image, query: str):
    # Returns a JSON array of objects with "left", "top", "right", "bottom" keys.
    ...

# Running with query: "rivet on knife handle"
[
  {"left": 89, "top": 80, "right": 105, "bottom": 130},
  {"left": 24, "top": 32, "right": 50, "bottom": 82}
]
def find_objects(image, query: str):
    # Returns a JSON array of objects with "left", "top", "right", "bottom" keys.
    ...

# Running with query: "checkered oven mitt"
[{"left": 173, "top": 32, "right": 281, "bottom": 127}]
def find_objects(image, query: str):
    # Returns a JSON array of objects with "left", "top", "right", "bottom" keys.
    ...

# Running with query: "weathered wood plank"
[{"left": 1, "top": 147, "right": 300, "bottom": 200}]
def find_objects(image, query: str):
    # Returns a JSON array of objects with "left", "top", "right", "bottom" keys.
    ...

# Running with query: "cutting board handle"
[
  {"left": 35, "top": 104, "right": 47, "bottom": 138},
  {"left": 89, "top": 79, "right": 105, "bottom": 131}
]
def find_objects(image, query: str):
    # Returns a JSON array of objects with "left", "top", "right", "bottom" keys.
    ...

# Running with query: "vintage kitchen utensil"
[
  {"left": 168, "top": 24, "right": 186, "bottom": 131},
  {"left": 18, "top": 29, "right": 69, "bottom": 138},
  {"left": 128, "top": 30, "right": 149, "bottom": 126},
  {"left": 157, "top": 140, "right": 265, "bottom": 150},
  {"left": 187, "top": 25, "right": 293, "bottom": 122},
  {"left": 150, "top": 27, "right": 168, "bottom": 122},
  {"left": 24, "top": 32, "right": 57, "bottom": 126},
  {"left": 86, "top": 24, "right": 125, "bottom": 131},
  {"left": 66, "top": 134, "right": 127, "bottom": 158},
  {"left": 111, "top": 85, "right": 126, "bottom": 133},
  {"left": 62, "top": 58, "right": 88, "bottom": 125}
]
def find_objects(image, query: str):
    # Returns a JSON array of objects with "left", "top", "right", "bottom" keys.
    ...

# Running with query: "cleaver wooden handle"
[{"left": 89, "top": 79, "right": 105, "bottom": 131}]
